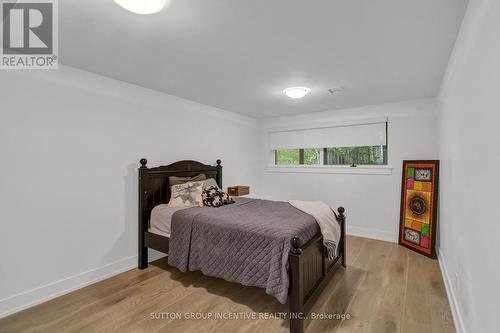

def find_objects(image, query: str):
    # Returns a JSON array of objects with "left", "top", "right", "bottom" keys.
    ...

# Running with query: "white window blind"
[{"left": 268, "top": 120, "right": 387, "bottom": 150}]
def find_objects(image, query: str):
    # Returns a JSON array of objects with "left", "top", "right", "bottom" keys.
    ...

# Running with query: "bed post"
[
  {"left": 216, "top": 159, "right": 222, "bottom": 188},
  {"left": 289, "top": 236, "right": 304, "bottom": 333},
  {"left": 138, "top": 158, "right": 149, "bottom": 269},
  {"left": 337, "top": 207, "right": 346, "bottom": 268}
]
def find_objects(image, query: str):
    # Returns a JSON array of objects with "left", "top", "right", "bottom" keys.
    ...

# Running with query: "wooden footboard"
[{"left": 289, "top": 207, "right": 346, "bottom": 333}]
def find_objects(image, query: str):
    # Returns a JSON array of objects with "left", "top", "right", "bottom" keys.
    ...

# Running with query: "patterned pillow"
[
  {"left": 168, "top": 181, "right": 204, "bottom": 208},
  {"left": 202, "top": 186, "right": 235, "bottom": 207}
]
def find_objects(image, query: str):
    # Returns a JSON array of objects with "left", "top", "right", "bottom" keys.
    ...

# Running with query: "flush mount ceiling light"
[
  {"left": 114, "top": 0, "right": 169, "bottom": 15},
  {"left": 283, "top": 87, "right": 311, "bottom": 99}
]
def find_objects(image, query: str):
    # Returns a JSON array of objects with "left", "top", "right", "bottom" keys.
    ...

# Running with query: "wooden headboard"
[{"left": 138, "top": 158, "right": 222, "bottom": 232}]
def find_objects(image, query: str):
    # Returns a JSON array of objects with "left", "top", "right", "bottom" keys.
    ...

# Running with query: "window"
[
  {"left": 275, "top": 148, "right": 321, "bottom": 165},
  {"left": 270, "top": 120, "right": 388, "bottom": 167},
  {"left": 275, "top": 145, "right": 387, "bottom": 166},
  {"left": 275, "top": 149, "right": 300, "bottom": 165},
  {"left": 324, "top": 145, "right": 387, "bottom": 165}
]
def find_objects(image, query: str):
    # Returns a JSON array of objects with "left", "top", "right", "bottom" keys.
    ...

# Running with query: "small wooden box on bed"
[{"left": 138, "top": 159, "right": 346, "bottom": 333}]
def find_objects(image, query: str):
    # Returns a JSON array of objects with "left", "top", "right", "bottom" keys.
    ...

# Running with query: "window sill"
[{"left": 266, "top": 165, "right": 393, "bottom": 175}]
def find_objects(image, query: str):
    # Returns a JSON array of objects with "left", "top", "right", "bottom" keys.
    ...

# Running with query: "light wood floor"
[{"left": 0, "top": 236, "right": 455, "bottom": 333}]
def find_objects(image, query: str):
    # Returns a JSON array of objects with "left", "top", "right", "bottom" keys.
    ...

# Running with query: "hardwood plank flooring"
[{"left": 0, "top": 236, "right": 455, "bottom": 333}]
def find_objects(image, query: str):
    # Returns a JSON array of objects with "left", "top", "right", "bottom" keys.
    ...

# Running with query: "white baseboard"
[
  {"left": 438, "top": 251, "right": 466, "bottom": 333},
  {"left": 0, "top": 252, "right": 166, "bottom": 319},
  {"left": 347, "top": 225, "right": 398, "bottom": 243}
]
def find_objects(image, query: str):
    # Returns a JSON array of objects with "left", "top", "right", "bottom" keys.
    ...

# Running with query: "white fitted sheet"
[{"left": 149, "top": 204, "right": 186, "bottom": 237}]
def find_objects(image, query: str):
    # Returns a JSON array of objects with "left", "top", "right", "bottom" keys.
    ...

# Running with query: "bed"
[{"left": 138, "top": 159, "right": 346, "bottom": 333}]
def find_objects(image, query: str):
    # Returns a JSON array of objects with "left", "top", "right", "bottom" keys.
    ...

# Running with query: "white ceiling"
[{"left": 60, "top": 0, "right": 468, "bottom": 118}]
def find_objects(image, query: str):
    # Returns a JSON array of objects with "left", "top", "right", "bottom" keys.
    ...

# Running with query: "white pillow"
[{"left": 168, "top": 181, "right": 204, "bottom": 208}]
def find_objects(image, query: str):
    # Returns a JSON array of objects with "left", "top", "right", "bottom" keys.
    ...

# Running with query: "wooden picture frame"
[{"left": 399, "top": 160, "right": 439, "bottom": 258}]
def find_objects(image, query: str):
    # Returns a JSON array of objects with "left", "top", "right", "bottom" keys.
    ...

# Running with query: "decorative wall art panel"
[{"left": 399, "top": 160, "right": 439, "bottom": 258}]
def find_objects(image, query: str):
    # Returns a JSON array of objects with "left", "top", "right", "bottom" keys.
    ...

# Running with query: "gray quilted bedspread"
[{"left": 167, "top": 198, "right": 319, "bottom": 303}]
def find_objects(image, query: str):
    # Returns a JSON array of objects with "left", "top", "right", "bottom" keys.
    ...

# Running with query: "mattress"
[{"left": 149, "top": 204, "right": 186, "bottom": 237}]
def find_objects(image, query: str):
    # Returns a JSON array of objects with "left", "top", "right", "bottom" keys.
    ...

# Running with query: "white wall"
[
  {"left": 0, "top": 66, "right": 260, "bottom": 317},
  {"left": 258, "top": 99, "right": 438, "bottom": 242},
  {"left": 436, "top": 0, "right": 500, "bottom": 332}
]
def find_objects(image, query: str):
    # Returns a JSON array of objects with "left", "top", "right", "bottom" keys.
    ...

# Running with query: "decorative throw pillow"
[
  {"left": 202, "top": 178, "right": 220, "bottom": 191},
  {"left": 202, "top": 186, "right": 235, "bottom": 207},
  {"left": 169, "top": 174, "right": 206, "bottom": 187},
  {"left": 168, "top": 181, "right": 204, "bottom": 208}
]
